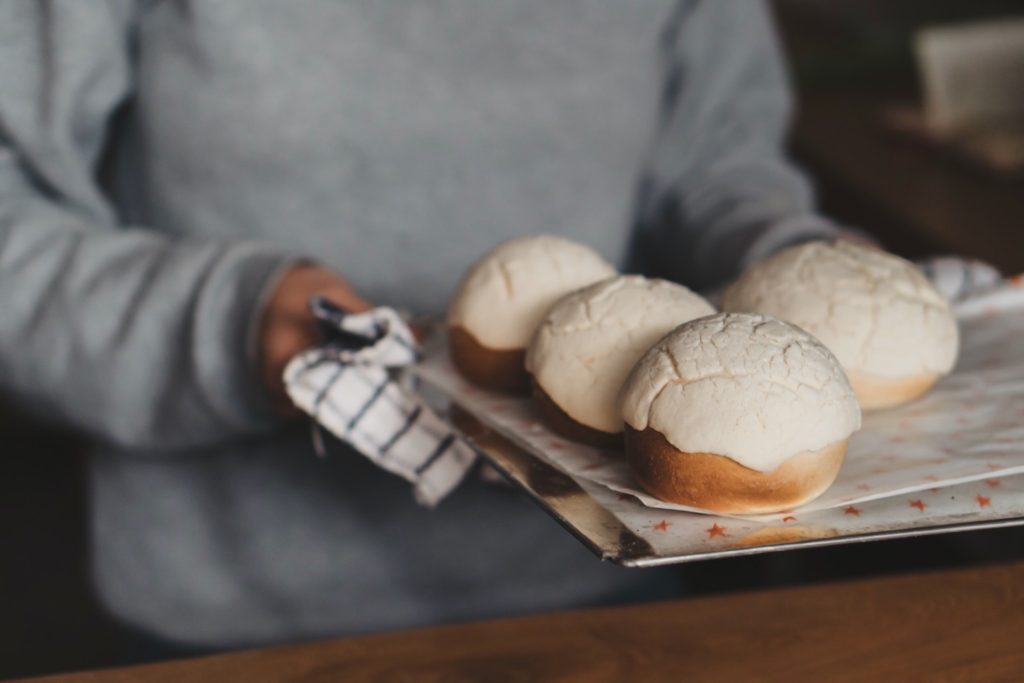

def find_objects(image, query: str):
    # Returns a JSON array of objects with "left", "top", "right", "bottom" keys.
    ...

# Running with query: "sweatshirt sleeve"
[
  {"left": 631, "top": 0, "right": 842, "bottom": 291},
  {"left": 0, "top": 1, "right": 296, "bottom": 450}
]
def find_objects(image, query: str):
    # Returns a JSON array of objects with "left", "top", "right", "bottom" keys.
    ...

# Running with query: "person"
[{"left": 0, "top": 0, "right": 850, "bottom": 656}]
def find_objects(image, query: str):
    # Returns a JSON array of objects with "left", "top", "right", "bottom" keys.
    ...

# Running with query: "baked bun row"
[{"left": 446, "top": 235, "right": 958, "bottom": 513}]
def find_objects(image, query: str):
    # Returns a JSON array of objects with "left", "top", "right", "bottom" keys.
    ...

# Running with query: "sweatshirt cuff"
[
  {"left": 739, "top": 215, "right": 845, "bottom": 271},
  {"left": 195, "top": 243, "right": 303, "bottom": 436}
]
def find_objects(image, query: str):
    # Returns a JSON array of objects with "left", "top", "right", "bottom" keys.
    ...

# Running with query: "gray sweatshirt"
[{"left": 0, "top": 0, "right": 838, "bottom": 648}]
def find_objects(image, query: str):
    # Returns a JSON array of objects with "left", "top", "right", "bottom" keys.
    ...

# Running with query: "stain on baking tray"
[
  {"left": 615, "top": 529, "right": 656, "bottom": 560},
  {"left": 450, "top": 401, "right": 658, "bottom": 561},
  {"left": 525, "top": 457, "right": 585, "bottom": 498},
  {"left": 451, "top": 403, "right": 585, "bottom": 497}
]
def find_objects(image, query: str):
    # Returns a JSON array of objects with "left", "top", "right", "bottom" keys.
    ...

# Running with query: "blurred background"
[
  {"left": 776, "top": 0, "right": 1024, "bottom": 273},
  {"left": 2, "top": 2, "right": 1022, "bottom": 678}
]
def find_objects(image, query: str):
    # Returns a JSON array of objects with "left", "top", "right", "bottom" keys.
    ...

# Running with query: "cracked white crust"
[
  {"left": 526, "top": 276, "right": 715, "bottom": 433},
  {"left": 620, "top": 313, "right": 861, "bottom": 472},
  {"left": 447, "top": 235, "right": 616, "bottom": 350},
  {"left": 722, "top": 241, "right": 959, "bottom": 379}
]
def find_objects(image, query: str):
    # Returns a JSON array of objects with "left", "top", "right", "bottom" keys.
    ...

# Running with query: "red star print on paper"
[
  {"left": 987, "top": 463, "right": 1003, "bottom": 471},
  {"left": 706, "top": 523, "right": 726, "bottom": 538},
  {"left": 844, "top": 506, "right": 861, "bottom": 516},
  {"left": 910, "top": 500, "right": 926, "bottom": 512},
  {"left": 652, "top": 520, "right": 670, "bottom": 532},
  {"left": 782, "top": 516, "right": 797, "bottom": 523},
  {"left": 985, "top": 480, "right": 1001, "bottom": 488},
  {"left": 976, "top": 494, "right": 991, "bottom": 508}
]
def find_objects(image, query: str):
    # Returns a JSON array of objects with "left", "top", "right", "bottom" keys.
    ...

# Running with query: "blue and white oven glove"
[
  {"left": 283, "top": 297, "right": 477, "bottom": 507},
  {"left": 916, "top": 256, "right": 1003, "bottom": 302}
]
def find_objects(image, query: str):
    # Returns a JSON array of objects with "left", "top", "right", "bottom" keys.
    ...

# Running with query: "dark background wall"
[
  {"left": 0, "top": 408, "right": 132, "bottom": 678},
  {"left": 776, "top": 0, "right": 1024, "bottom": 273}
]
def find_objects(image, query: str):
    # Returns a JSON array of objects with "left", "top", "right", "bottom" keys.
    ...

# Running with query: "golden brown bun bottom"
[
  {"left": 625, "top": 427, "right": 847, "bottom": 515},
  {"left": 532, "top": 381, "right": 623, "bottom": 450},
  {"left": 845, "top": 370, "right": 940, "bottom": 410},
  {"left": 449, "top": 325, "right": 530, "bottom": 394}
]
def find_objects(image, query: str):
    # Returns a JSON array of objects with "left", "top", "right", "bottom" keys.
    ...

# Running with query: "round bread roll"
[
  {"left": 722, "top": 241, "right": 958, "bottom": 410},
  {"left": 448, "top": 235, "right": 616, "bottom": 393},
  {"left": 620, "top": 313, "right": 861, "bottom": 514},
  {"left": 526, "top": 276, "right": 714, "bottom": 447}
]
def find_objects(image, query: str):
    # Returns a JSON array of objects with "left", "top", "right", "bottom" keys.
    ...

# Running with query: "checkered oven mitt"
[
  {"left": 283, "top": 297, "right": 477, "bottom": 507},
  {"left": 917, "top": 256, "right": 1003, "bottom": 302}
]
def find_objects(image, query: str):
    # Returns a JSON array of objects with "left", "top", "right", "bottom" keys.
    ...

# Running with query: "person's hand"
[
  {"left": 258, "top": 264, "right": 371, "bottom": 412},
  {"left": 834, "top": 230, "right": 882, "bottom": 251}
]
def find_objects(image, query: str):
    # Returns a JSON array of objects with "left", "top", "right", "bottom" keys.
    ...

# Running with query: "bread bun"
[
  {"left": 526, "top": 275, "right": 714, "bottom": 443},
  {"left": 447, "top": 235, "right": 615, "bottom": 393},
  {"left": 533, "top": 382, "right": 623, "bottom": 449},
  {"left": 449, "top": 325, "right": 529, "bottom": 394},
  {"left": 722, "top": 241, "right": 958, "bottom": 409},
  {"left": 626, "top": 428, "right": 848, "bottom": 514},
  {"left": 620, "top": 313, "right": 861, "bottom": 514}
]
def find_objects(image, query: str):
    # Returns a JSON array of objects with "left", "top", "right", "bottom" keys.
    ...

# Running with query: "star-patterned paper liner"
[
  {"left": 562, "top": 470, "right": 1024, "bottom": 558},
  {"left": 414, "top": 281, "right": 1024, "bottom": 532}
]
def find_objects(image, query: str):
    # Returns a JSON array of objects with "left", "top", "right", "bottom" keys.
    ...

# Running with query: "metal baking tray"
[
  {"left": 417, "top": 283, "right": 1024, "bottom": 567},
  {"left": 455, "top": 411, "right": 1024, "bottom": 567}
]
